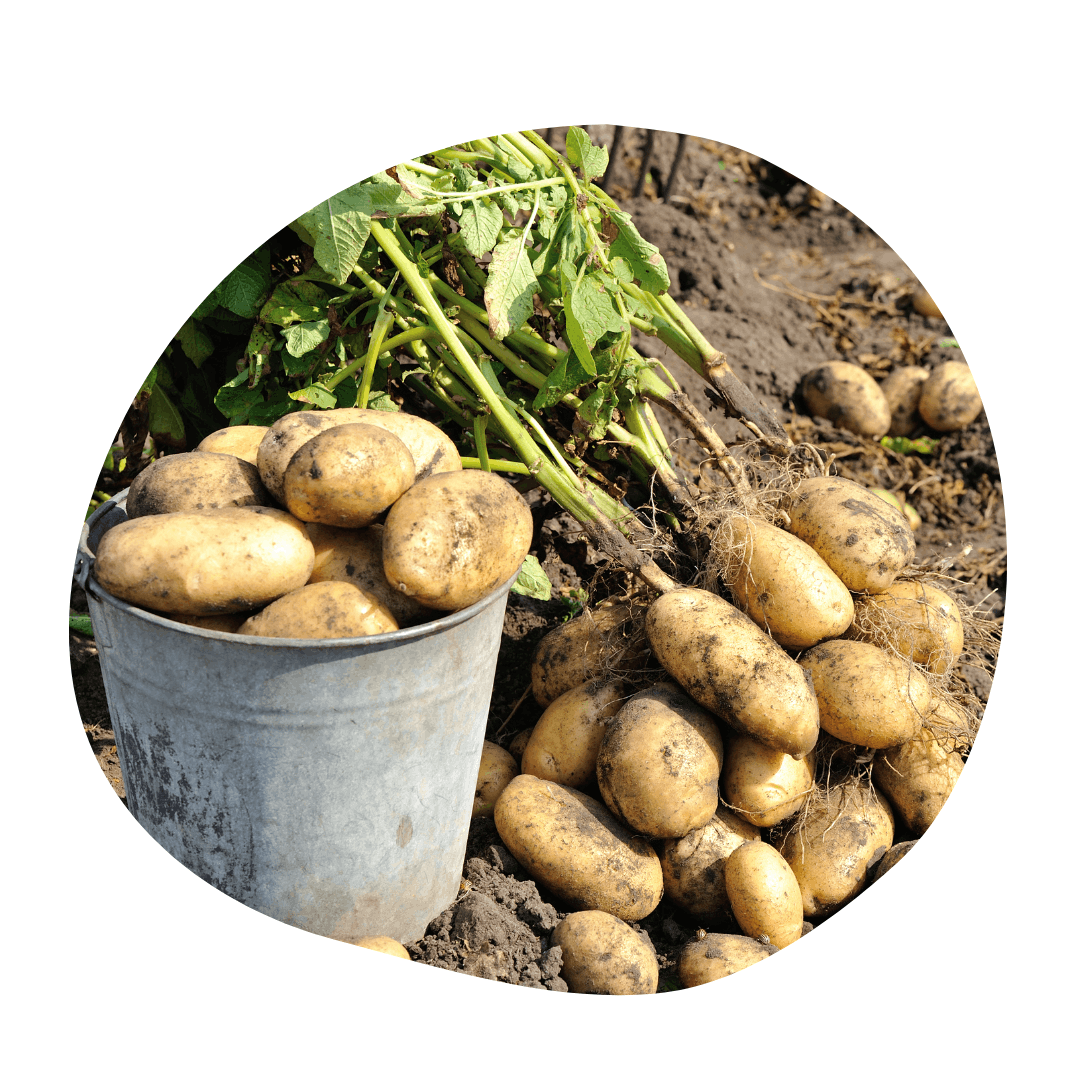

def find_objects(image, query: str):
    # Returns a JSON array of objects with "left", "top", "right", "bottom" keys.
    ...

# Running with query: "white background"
[{"left": 5, "top": 2, "right": 1072, "bottom": 1075}]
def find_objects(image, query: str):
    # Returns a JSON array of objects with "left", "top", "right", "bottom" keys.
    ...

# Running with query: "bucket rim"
[{"left": 78, "top": 490, "right": 519, "bottom": 649}]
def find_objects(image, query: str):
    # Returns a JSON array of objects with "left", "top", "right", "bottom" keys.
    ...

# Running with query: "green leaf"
[
  {"left": 214, "top": 370, "right": 262, "bottom": 422},
  {"left": 289, "top": 383, "right": 337, "bottom": 409},
  {"left": 368, "top": 172, "right": 439, "bottom": 216},
  {"left": 247, "top": 387, "right": 293, "bottom": 427},
  {"left": 578, "top": 384, "right": 615, "bottom": 441},
  {"left": 484, "top": 236, "right": 539, "bottom": 341},
  {"left": 564, "top": 127, "right": 609, "bottom": 183},
  {"left": 364, "top": 390, "right": 401, "bottom": 412},
  {"left": 880, "top": 435, "right": 940, "bottom": 455},
  {"left": 175, "top": 319, "right": 214, "bottom": 366},
  {"left": 216, "top": 249, "right": 272, "bottom": 318},
  {"left": 147, "top": 383, "right": 186, "bottom": 447},
  {"left": 562, "top": 266, "right": 595, "bottom": 378},
  {"left": 261, "top": 281, "right": 328, "bottom": 327},
  {"left": 567, "top": 270, "right": 628, "bottom": 349},
  {"left": 282, "top": 318, "right": 330, "bottom": 358},
  {"left": 532, "top": 350, "right": 597, "bottom": 409},
  {"left": 511, "top": 554, "right": 552, "bottom": 601},
  {"left": 69, "top": 615, "right": 94, "bottom": 638},
  {"left": 457, "top": 199, "right": 504, "bottom": 257},
  {"left": 938, "top": 337, "right": 960, "bottom": 348},
  {"left": 192, "top": 290, "right": 220, "bottom": 321},
  {"left": 290, "top": 218, "right": 317, "bottom": 246},
  {"left": 607, "top": 209, "right": 670, "bottom": 294},
  {"left": 297, "top": 186, "right": 373, "bottom": 285}
]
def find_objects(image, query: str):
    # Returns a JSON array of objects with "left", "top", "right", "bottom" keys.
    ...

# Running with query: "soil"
[{"left": 69, "top": 126, "right": 1005, "bottom": 994}]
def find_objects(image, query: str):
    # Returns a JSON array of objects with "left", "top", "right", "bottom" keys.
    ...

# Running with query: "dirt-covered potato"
[
  {"left": 596, "top": 682, "right": 724, "bottom": 839},
  {"left": 799, "top": 639, "right": 932, "bottom": 749},
  {"left": 473, "top": 740, "right": 519, "bottom": 818},
  {"left": 724, "top": 841, "right": 803, "bottom": 949},
  {"left": 342, "top": 408, "right": 462, "bottom": 481},
  {"left": 658, "top": 808, "right": 760, "bottom": 924},
  {"left": 870, "top": 841, "right": 916, "bottom": 882},
  {"left": 167, "top": 611, "right": 250, "bottom": 634},
  {"left": 849, "top": 579, "right": 964, "bottom": 674},
  {"left": 918, "top": 360, "right": 983, "bottom": 433},
  {"left": 93, "top": 506, "right": 314, "bottom": 616},
  {"left": 872, "top": 729, "right": 964, "bottom": 835},
  {"left": 195, "top": 425, "right": 270, "bottom": 466},
  {"left": 551, "top": 910, "right": 659, "bottom": 995},
  {"left": 355, "top": 936, "right": 411, "bottom": 959},
  {"left": 521, "top": 677, "right": 629, "bottom": 789},
  {"left": 382, "top": 469, "right": 533, "bottom": 612},
  {"left": 256, "top": 410, "right": 354, "bottom": 504},
  {"left": 237, "top": 580, "right": 398, "bottom": 639},
  {"left": 722, "top": 734, "right": 815, "bottom": 828},
  {"left": 677, "top": 934, "right": 778, "bottom": 987},
  {"left": 879, "top": 366, "right": 930, "bottom": 437},
  {"left": 722, "top": 516, "right": 854, "bottom": 649},
  {"left": 529, "top": 602, "right": 645, "bottom": 708},
  {"left": 507, "top": 727, "right": 534, "bottom": 764},
  {"left": 493, "top": 774, "right": 664, "bottom": 921},
  {"left": 126, "top": 451, "right": 271, "bottom": 518},
  {"left": 779, "top": 783, "right": 894, "bottom": 918},
  {"left": 646, "top": 588, "right": 819, "bottom": 760},
  {"left": 911, "top": 286, "right": 943, "bottom": 319},
  {"left": 780, "top": 476, "right": 917, "bottom": 594},
  {"left": 801, "top": 360, "right": 891, "bottom": 438}
]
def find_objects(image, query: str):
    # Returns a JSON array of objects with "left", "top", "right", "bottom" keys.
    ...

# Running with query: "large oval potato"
[
  {"left": 596, "top": 682, "right": 724, "bottom": 839},
  {"left": 801, "top": 360, "right": 891, "bottom": 438},
  {"left": 282, "top": 423, "right": 415, "bottom": 528},
  {"left": 677, "top": 934, "right": 778, "bottom": 987},
  {"left": 551, "top": 910, "right": 659, "bottom": 995},
  {"left": 780, "top": 476, "right": 916, "bottom": 594},
  {"left": 93, "top": 506, "right": 314, "bottom": 615},
  {"left": 126, "top": 451, "right": 271, "bottom": 518},
  {"left": 237, "top": 580, "right": 398, "bottom": 639},
  {"left": 880, "top": 367, "right": 930, "bottom": 437},
  {"left": 872, "top": 729, "right": 964, "bottom": 835},
  {"left": 724, "top": 840, "right": 803, "bottom": 949},
  {"left": 473, "top": 740, "right": 519, "bottom": 818},
  {"left": 196, "top": 425, "right": 270, "bottom": 466},
  {"left": 382, "top": 469, "right": 533, "bottom": 611},
  {"left": 521, "top": 677, "right": 629, "bottom": 789},
  {"left": 799, "top": 639, "right": 932, "bottom": 749},
  {"left": 722, "top": 515, "right": 854, "bottom": 649},
  {"left": 919, "top": 360, "right": 982, "bottom": 432},
  {"left": 722, "top": 734, "right": 815, "bottom": 828},
  {"left": 646, "top": 588, "right": 820, "bottom": 760},
  {"left": 493, "top": 774, "right": 664, "bottom": 921}
]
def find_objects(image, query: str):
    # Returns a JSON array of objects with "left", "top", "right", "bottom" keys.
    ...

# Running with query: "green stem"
[{"left": 460, "top": 456, "right": 531, "bottom": 474}]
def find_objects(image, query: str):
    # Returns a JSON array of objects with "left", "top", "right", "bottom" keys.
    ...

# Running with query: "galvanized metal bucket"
[{"left": 75, "top": 492, "right": 514, "bottom": 945}]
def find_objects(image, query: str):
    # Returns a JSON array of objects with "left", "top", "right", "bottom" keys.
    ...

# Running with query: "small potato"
[
  {"left": 473, "top": 740, "right": 519, "bottom": 818},
  {"left": 849, "top": 579, "right": 964, "bottom": 674},
  {"left": 551, "top": 910, "right": 658, "bottom": 995},
  {"left": 918, "top": 360, "right": 983, "bottom": 433},
  {"left": 722, "top": 734, "right": 815, "bottom": 828},
  {"left": 873, "top": 729, "right": 964, "bottom": 835},
  {"left": 382, "top": 469, "right": 533, "bottom": 612},
  {"left": 677, "top": 934, "right": 778, "bottom": 987},
  {"left": 342, "top": 408, "right": 462, "bottom": 481},
  {"left": 596, "top": 683, "right": 724, "bottom": 839},
  {"left": 93, "top": 506, "right": 314, "bottom": 616},
  {"left": 779, "top": 783, "right": 894, "bottom": 918},
  {"left": 493, "top": 774, "right": 664, "bottom": 921},
  {"left": 659, "top": 808, "right": 760, "bottom": 925},
  {"left": 355, "top": 937, "right": 411, "bottom": 959},
  {"left": 911, "top": 286, "right": 943, "bottom": 319},
  {"left": 802, "top": 360, "right": 891, "bottom": 438},
  {"left": 126, "top": 451, "right": 271, "bottom": 518},
  {"left": 780, "top": 476, "right": 917, "bottom": 594},
  {"left": 646, "top": 589, "right": 820, "bottom": 760},
  {"left": 196, "top": 425, "right": 270, "bottom": 466},
  {"left": 722, "top": 516, "right": 854, "bottom": 649},
  {"left": 521, "top": 678, "right": 629, "bottom": 789},
  {"left": 507, "top": 727, "right": 534, "bottom": 764},
  {"left": 800, "top": 639, "right": 932, "bottom": 749},
  {"left": 880, "top": 367, "right": 930, "bottom": 437},
  {"left": 237, "top": 580, "right": 398, "bottom": 639},
  {"left": 724, "top": 841, "right": 803, "bottom": 949}
]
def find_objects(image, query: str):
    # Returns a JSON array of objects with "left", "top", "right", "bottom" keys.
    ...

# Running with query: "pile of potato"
[
  {"left": 91, "top": 408, "right": 534, "bottom": 637},
  {"left": 475, "top": 473, "right": 972, "bottom": 993}
]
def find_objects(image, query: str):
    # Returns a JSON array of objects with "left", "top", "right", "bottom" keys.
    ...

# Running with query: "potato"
[
  {"left": 799, "top": 639, "right": 932, "bottom": 749},
  {"left": 868, "top": 488, "right": 920, "bottom": 532},
  {"left": 596, "top": 682, "right": 724, "bottom": 839},
  {"left": 872, "top": 729, "right": 964, "bottom": 835},
  {"left": 521, "top": 677, "right": 629, "bottom": 789},
  {"left": 125, "top": 451, "right": 271, "bottom": 518},
  {"left": 849, "top": 579, "right": 964, "bottom": 674},
  {"left": 92, "top": 506, "right": 314, "bottom": 616},
  {"left": 355, "top": 936, "right": 411, "bottom": 959},
  {"left": 257, "top": 410, "right": 354, "bottom": 504},
  {"left": 779, "top": 783, "right": 894, "bottom": 918},
  {"left": 530, "top": 601, "right": 645, "bottom": 708},
  {"left": 801, "top": 360, "right": 891, "bottom": 438},
  {"left": 282, "top": 423, "right": 415, "bottom": 528},
  {"left": 879, "top": 366, "right": 929, "bottom": 437},
  {"left": 918, "top": 360, "right": 983, "bottom": 432},
  {"left": 195, "top": 425, "right": 270, "bottom": 466},
  {"left": 381, "top": 469, "right": 533, "bottom": 612},
  {"left": 722, "top": 516, "right": 854, "bottom": 649},
  {"left": 659, "top": 808, "right": 760, "bottom": 924},
  {"left": 780, "top": 476, "right": 916, "bottom": 594},
  {"left": 342, "top": 408, "right": 462, "bottom": 481},
  {"left": 237, "top": 580, "right": 398, "bottom": 639},
  {"left": 167, "top": 611, "right": 249, "bottom": 634},
  {"left": 722, "top": 734, "right": 815, "bottom": 828},
  {"left": 551, "top": 910, "right": 658, "bottom": 995},
  {"left": 305, "top": 523, "right": 430, "bottom": 628},
  {"left": 677, "top": 934, "right": 778, "bottom": 987},
  {"left": 493, "top": 774, "right": 664, "bottom": 921},
  {"left": 724, "top": 841, "right": 803, "bottom": 949},
  {"left": 645, "top": 588, "right": 820, "bottom": 760},
  {"left": 870, "top": 841, "right": 916, "bottom": 882},
  {"left": 507, "top": 727, "right": 534, "bottom": 764},
  {"left": 473, "top": 740, "right": 519, "bottom": 818},
  {"left": 911, "top": 286, "right": 943, "bottom": 319}
]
